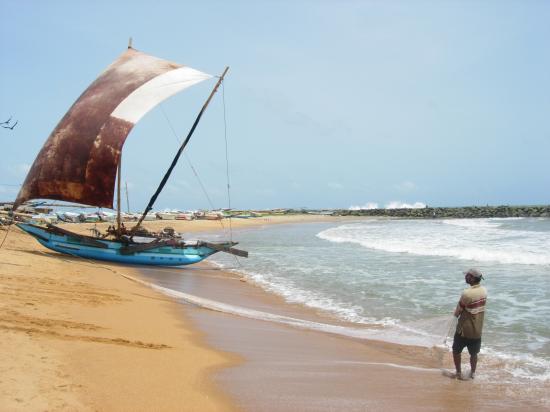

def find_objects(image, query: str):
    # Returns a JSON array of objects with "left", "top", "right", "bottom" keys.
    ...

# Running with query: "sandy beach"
[
  {"left": 0, "top": 219, "right": 240, "bottom": 411},
  {"left": 1, "top": 215, "right": 546, "bottom": 411}
]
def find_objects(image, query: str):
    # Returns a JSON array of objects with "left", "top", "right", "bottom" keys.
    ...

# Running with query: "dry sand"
[{"left": 1, "top": 215, "right": 546, "bottom": 411}]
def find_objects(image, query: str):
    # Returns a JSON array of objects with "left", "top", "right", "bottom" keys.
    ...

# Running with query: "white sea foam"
[
  {"left": 348, "top": 201, "right": 426, "bottom": 210},
  {"left": 207, "top": 218, "right": 550, "bottom": 390},
  {"left": 124, "top": 272, "right": 550, "bottom": 386},
  {"left": 442, "top": 219, "right": 503, "bottom": 228},
  {"left": 349, "top": 202, "right": 378, "bottom": 210},
  {"left": 480, "top": 347, "right": 550, "bottom": 383},
  {"left": 211, "top": 260, "right": 391, "bottom": 325},
  {"left": 131, "top": 273, "right": 451, "bottom": 347},
  {"left": 385, "top": 201, "right": 426, "bottom": 209},
  {"left": 317, "top": 219, "right": 550, "bottom": 266}
]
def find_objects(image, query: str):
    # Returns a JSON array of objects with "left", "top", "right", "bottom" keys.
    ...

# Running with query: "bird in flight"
[{"left": 1, "top": 116, "right": 18, "bottom": 130}]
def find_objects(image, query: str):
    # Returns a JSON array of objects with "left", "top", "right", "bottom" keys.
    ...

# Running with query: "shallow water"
[{"left": 209, "top": 217, "right": 550, "bottom": 385}]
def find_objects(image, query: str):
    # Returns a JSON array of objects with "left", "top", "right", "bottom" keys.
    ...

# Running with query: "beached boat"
[
  {"left": 80, "top": 212, "right": 101, "bottom": 223},
  {"left": 175, "top": 212, "right": 195, "bottom": 221},
  {"left": 156, "top": 210, "right": 178, "bottom": 220},
  {"left": 195, "top": 211, "right": 224, "bottom": 220},
  {"left": 97, "top": 210, "right": 117, "bottom": 222},
  {"left": 31, "top": 213, "right": 59, "bottom": 225},
  {"left": 56, "top": 211, "right": 81, "bottom": 223},
  {"left": 13, "top": 45, "right": 247, "bottom": 266},
  {"left": 142, "top": 212, "right": 158, "bottom": 221}
]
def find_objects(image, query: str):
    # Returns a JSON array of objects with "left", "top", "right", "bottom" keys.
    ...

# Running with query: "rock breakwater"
[{"left": 332, "top": 205, "right": 550, "bottom": 219}]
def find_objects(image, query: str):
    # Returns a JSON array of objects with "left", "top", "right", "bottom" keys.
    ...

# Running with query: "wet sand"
[{"left": 136, "top": 258, "right": 544, "bottom": 411}]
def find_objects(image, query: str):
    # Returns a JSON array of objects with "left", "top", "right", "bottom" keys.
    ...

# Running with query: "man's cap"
[{"left": 464, "top": 268, "right": 484, "bottom": 279}]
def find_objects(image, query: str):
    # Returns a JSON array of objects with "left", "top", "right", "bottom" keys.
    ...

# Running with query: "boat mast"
[
  {"left": 133, "top": 67, "right": 230, "bottom": 231},
  {"left": 116, "top": 158, "right": 122, "bottom": 235},
  {"left": 125, "top": 182, "right": 130, "bottom": 213}
]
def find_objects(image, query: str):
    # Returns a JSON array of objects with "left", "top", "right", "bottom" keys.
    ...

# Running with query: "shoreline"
[
  {"left": 135, "top": 260, "right": 546, "bottom": 411},
  {"left": 2, "top": 215, "right": 547, "bottom": 410},
  {"left": 125, "top": 216, "right": 547, "bottom": 410}
]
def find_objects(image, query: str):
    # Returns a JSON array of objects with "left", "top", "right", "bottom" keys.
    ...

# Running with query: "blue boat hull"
[{"left": 17, "top": 223, "right": 219, "bottom": 266}]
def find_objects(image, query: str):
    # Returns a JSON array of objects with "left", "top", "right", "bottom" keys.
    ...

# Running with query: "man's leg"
[
  {"left": 467, "top": 338, "right": 481, "bottom": 379},
  {"left": 452, "top": 334, "right": 464, "bottom": 378},
  {"left": 470, "top": 354, "right": 478, "bottom": 377},
  {"left": 453, "top": 352, "right": 462, "bottom": 376}
]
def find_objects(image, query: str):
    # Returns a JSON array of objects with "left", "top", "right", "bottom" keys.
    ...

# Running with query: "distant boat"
[
  {"left": 56, "top": 211, "right": 81, "bottom": 223},
  {"left": 156, "top": 210, "right": 178, "bottom": 220},
  {"left": 232, "top": 213, "right": 253, "bottom": 219},
  {"left": 80, "top": 213, "right": 100, "bottom": 223},
  {"left": 31, "top": 213, "right": 58, "bottom": 225},
  {"left": 195, "top": 211, "right": 224, "bottom": 220},
  {"left": 175, "top": 212, "right": 195, "bottom": 221},
  {"left": 98, "top": 211, "right": 117, "bottom": 222},
  {"left": 141, "top": 212, "right": 157, "bottom": 221},
  {"left": 13, "top": 46, "right": 247, "bottom": 266}
]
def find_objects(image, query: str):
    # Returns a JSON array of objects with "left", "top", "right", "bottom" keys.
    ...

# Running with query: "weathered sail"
[{"left": 14, "top": 48, "right": 212, "bottom": 210}]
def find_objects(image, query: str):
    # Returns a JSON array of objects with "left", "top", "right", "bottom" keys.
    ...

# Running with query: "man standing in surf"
[{"left": 452, "top": 268, "right": 487, "bottom": 380}]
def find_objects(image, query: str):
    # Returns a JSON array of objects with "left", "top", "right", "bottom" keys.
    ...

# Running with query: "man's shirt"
[{"left": 456, "top": 284, "right": 487, "bottom": 339}]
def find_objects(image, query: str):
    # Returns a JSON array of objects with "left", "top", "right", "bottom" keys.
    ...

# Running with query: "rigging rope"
[
  {"left": 222, "top": 82, "right": 233, "bottom": 243},
  {"left": 158, "top": 77, "right": 243, "bottom": 270},
  {"left": 221, "top": 82, "right": 244, "bottom": 269},
  {"left": 158, "top": 104, "right": 227, "bottom": 235},
  {"left": 0, "top": 222, "right": 12, "bottom": 249}
]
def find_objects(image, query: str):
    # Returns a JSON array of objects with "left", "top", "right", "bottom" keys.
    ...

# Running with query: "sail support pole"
[
  {"left": 133, "top": 67, "right": 230, "bottom": 231},
  {"left": 116, "top": 158, "right": 122, "bottom": 235},
  {"left": 125, "top": 182, "right": 130, "bottom": 213}
]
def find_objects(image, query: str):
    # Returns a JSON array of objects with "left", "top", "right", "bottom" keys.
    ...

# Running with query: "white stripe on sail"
[{"left": 112, "top": 66, "right": 212, "bottom": 124}]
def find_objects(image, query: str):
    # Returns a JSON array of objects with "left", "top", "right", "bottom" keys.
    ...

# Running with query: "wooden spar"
[
  {"left": 43, "top": 224, "right": 109, "bottom": 248},
  {"left": 116, "top": 157, "right": 122, "bottom": 235},
  {"left": 133, "top": 66, "right": 230, "bottom": 231},
  {"left": 125, "top": 182, "right": 130, "bottom": 213},
  {"left": 0, "top": 210, "right": 31, "bottom": 218},
  {"left": 202, "top": 241, "right": 249, "bottom": 258}
]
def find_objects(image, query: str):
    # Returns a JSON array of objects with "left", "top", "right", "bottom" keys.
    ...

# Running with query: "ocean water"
[{"left": 210, "top": 217, "right": 550, "bottom": 386}]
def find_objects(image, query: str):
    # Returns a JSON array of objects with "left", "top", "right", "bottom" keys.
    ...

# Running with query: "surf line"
[
  {"left": 335, "top": 361, "right": 441, "bottom": 373},
  {"left": 120, "top": 273, "right": 447, "bottom": 352},
  {"left": 121, "top": 272, "right": 359, "bottom": 334}
]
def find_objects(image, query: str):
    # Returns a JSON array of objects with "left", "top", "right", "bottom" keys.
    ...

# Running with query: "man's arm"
[{"left": 454, "top": 295, "right": 466, "bottom": 317}]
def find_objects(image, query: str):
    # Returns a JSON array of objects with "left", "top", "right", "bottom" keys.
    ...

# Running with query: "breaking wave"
[
  {"left": 349, "top": 201, "right": 426, "bottom": 210},
  {"left": 317, "top": 219, "right": 550, "bottom": 266}
]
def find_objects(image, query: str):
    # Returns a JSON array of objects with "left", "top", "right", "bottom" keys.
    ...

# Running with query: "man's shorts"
[{"left": 452, "top": 333, "right": 481, "bottom": 355}]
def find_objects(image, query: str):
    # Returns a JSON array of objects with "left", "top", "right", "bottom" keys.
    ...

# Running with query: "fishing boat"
[
  {"left": 156, "top": 210, "right": 179, "bottom": 220},
  {"left": 175, "top": 211, "right": 195, "bottom": 221},
  {"left": 13, "top": 44, "right": 247, "bottom": 266}
]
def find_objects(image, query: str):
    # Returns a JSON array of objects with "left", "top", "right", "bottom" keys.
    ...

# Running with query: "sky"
[{"left": 1, "top": 0, "right": 549, "bottom": 211}]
